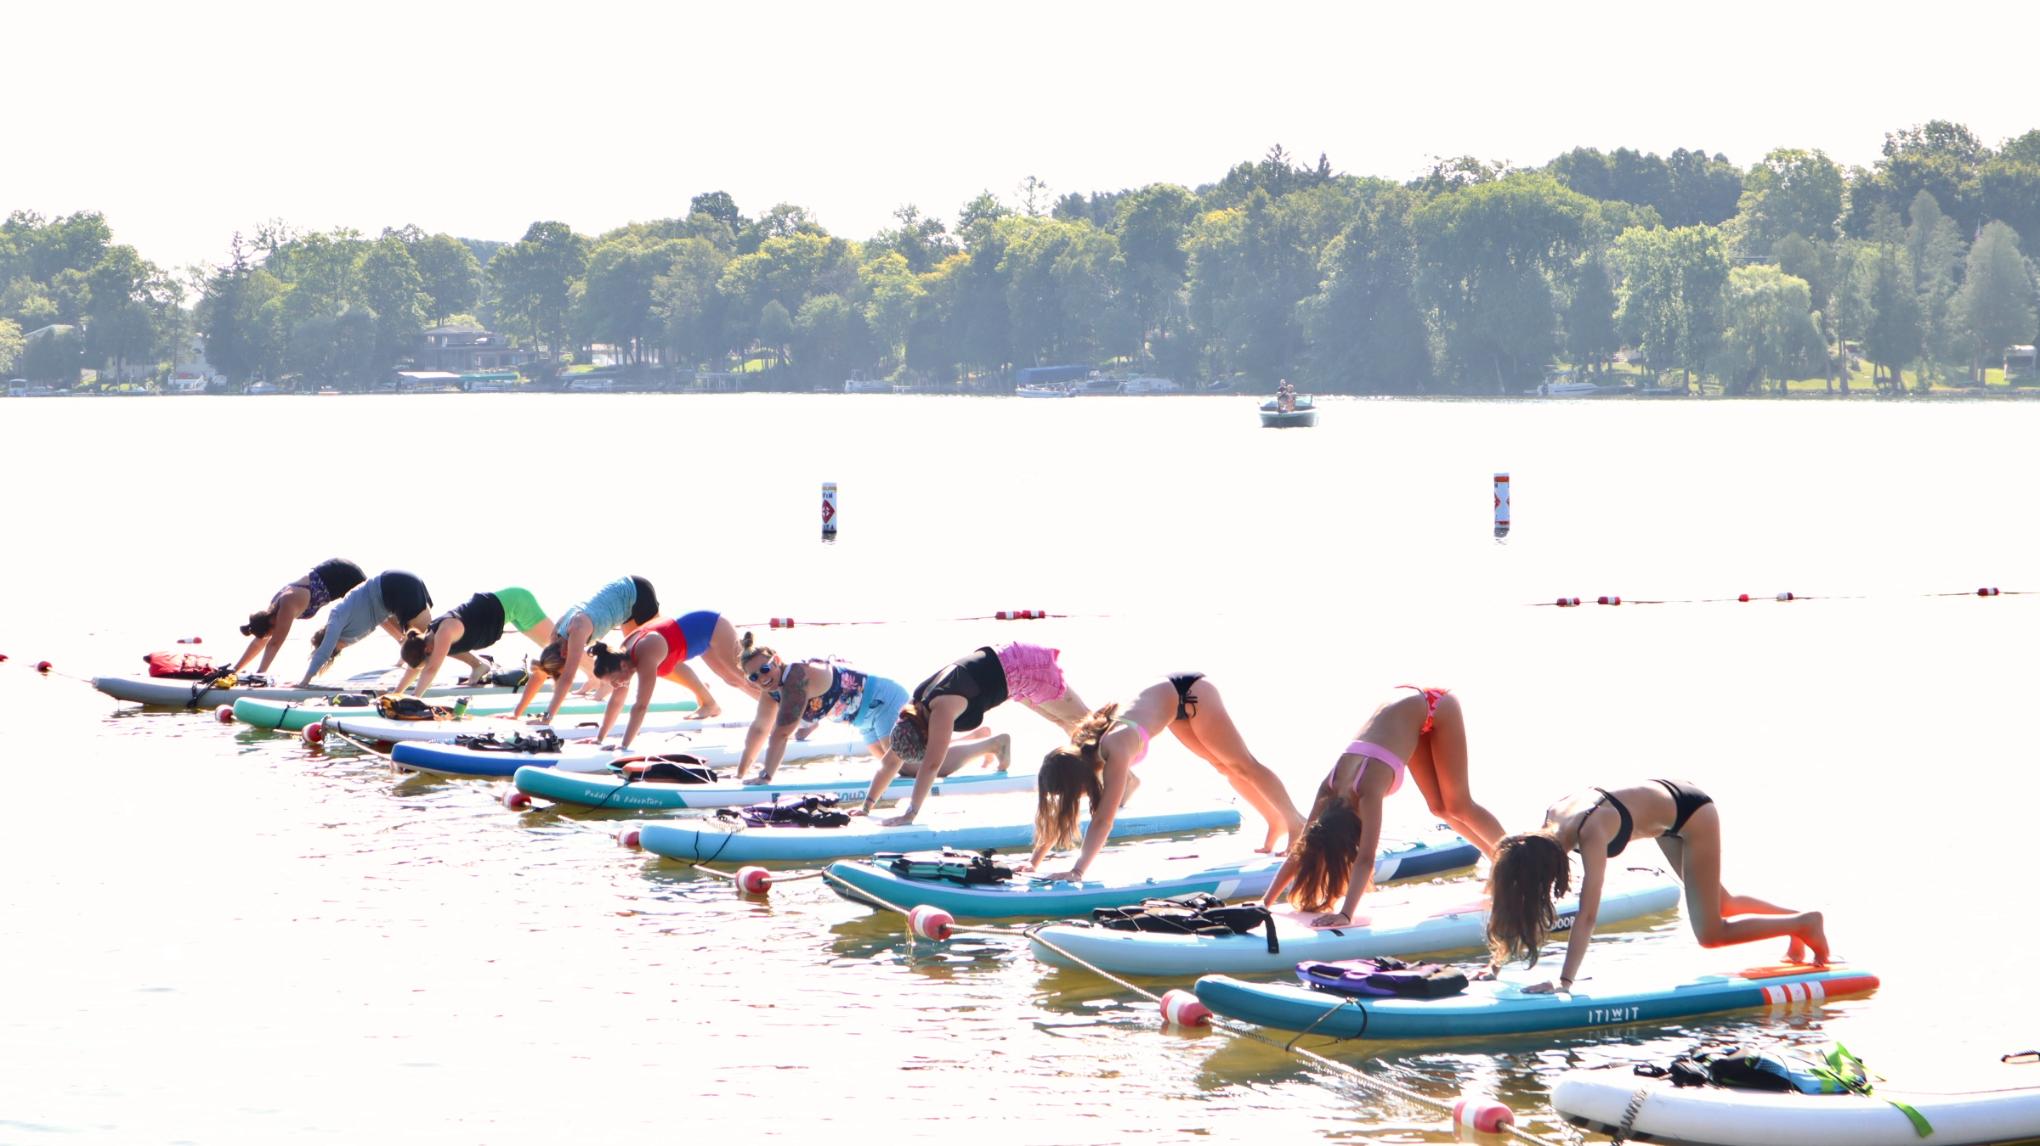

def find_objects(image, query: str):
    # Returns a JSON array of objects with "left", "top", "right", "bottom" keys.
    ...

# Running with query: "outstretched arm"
[
  {"left": 616, "top": 659, "right": 663, "bottom": 750},
  {"left": 1319, "top": 800, "right": 1385, "bottom": 926},
  {"left": 1037, "top": 751, "right": 1132, "bottom": 880},
  {"left": 1528, "top": 849, "right": 1602, "bottom": 993},
  {"left": 861, "top": 748, "right": 907, "bottom": 815},
  {"left": 756, "top": 663, "right": 812, "bottom": 782},
  {"left": 884, "top": 695, "right": 960, "bottom": 826},
  {"left": 736, "top": 694, "right": 780, "bottom": 779}
]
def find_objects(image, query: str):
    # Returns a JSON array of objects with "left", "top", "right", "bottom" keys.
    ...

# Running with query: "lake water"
[{"left": 2, "top": 393, "right": 2036, "bottom": 1143}]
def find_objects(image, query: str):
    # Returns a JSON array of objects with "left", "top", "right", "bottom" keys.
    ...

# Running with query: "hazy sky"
[{"left": 12, "top": 0, "right": 2033, "bottom": 272}]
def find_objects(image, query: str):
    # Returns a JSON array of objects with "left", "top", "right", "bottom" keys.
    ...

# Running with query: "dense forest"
[{"left": 4, "top": 121, "right": 2038, "bottom": 395}]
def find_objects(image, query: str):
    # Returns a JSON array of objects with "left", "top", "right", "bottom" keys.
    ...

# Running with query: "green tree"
[
  {"left": 1302, "top": 189, "right": 1430, "bottom": 393},
  {"left": 1414, "top": 174, "right": 1592, "bottom": 391},
  {"left": 757, "top": 299, "right": 793, "bottom": 370},
  {"left": 1904, "top": 191, "right": 1965, "bottom": 379},
  {"left": 1114, "top": 184, "right": 1195, "bottom": 361},
  {"left": 1564, "top": 253, "right": 1620, "bottom": 376},
  {"left": 790, "top": 293, "right": 870, "bottom": 383},
  {"left": 18, "top": 327, "right": 83, "bottom": 385},
  {"left": 1731, "top": 148, "right": 1843, "bottom": 254},
  {"left": 650, "top": 237, "right": 730, "bottom": 368},
  {"left": 858, "top": 250, "right": 922, "bottom": 370},
  {"left": 1861, "top": 246, "right": 1923, "bottom": 390},
  {"left": 1716, "top": 264, "right": 1821, "bottom": 394},
  {"left": 359, "top": 235, "right": 428, "bottom": 374},
  {"left": 407, "top": 232, "right": 481, "bottom": 324},
  {"left": 488, "top": 221, "right": 587, "bottom": 360},
  {"left": 0, "top": 317, "right": 22, "bottom": 374},
  {"left": 1614, "top": 224, "right": 1730, "bottom": 390},
  {"left": 1953, "top": 221, "right": 2039, "bottom": 382}
]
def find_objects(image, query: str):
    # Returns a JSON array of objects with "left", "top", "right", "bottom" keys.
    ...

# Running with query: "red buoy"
[
  {"left": 1979, "top": 587, "right": 2001, "bottom": 597},
  {"left": 1555, "top": 597, "right": 1580, "bottom": 607},
  {"left": 1737, "top": 593, "right": 1751, "bottom": 603},
  {"left": 1596, "top": 596, "right": 1621, "bottom": 607},
  {"left": 35, "top": 660, "right": 52, "bottom": 673},
  {"left": 735, "top": 866, "right": 772, "bottom": 894}
]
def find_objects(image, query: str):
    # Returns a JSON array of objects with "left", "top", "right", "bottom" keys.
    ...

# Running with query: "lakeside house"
[{"left": 412, "top": 326, "right": 532, "bottom": 374}]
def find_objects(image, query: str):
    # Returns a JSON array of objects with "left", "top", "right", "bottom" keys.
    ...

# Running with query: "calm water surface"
[{"left": 2, "top": 394, "right": 2036, "bottom": 1143}]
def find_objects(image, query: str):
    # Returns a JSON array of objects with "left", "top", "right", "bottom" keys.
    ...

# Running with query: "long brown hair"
[
  {"left": 1034, "top": 704, "right": 1116, "bottom": 851},
  {"left": 1486, "top": 832, "right": 1572, "bottom": 968},
  {"left": 536, "top": 639, "right": 568, "bottom": 680},
  {"left": 1284, "top": 783, "right": 1364, "bottom": 912}
]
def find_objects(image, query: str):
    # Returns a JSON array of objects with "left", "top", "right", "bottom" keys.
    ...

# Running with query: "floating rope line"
[{"left": 816, "top": 869, "right": 1575, "bottom": 1146}]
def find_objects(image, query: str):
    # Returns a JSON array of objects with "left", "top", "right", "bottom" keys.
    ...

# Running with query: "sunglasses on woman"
[{"left": 746, "top": 658, "right": 777, "bottom": 682}]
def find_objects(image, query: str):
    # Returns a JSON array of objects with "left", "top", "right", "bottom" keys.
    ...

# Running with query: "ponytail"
[
  {"left": 1032, "top": 704, "right": 1118, "bottom": 853},
  {"left": 590, "top": 641, "right": 630, "bottom": 678},
  {"left": 242, "top": 610, "right": 275, "bottom": 639}
]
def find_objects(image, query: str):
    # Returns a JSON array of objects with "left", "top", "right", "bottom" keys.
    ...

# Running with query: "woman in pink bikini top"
[
  {"left": 1261, "top": 685, "right": 1508, "bottom": 927},
  {"left": 1029, "top": 672, "right": 1305, "bottom": 879}
]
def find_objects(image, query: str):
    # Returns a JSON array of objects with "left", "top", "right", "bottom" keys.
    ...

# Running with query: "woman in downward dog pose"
[
  {"left": 512, "top": 574, "right": 660, "bottom": 725},
  {"left": 732, "top": 636, "right": 1007, "bottom": 810},
  {"left": 232, "top": 558, "right": 367, "bottom": 675},
  {"left": 1262, "top": 686, "right": 1507, "bottom": 927},
  {"left": 1485, "top": 781, "right": 1829, "bottom": 993},
  {"left": 1031, "top": 673, "right": 1305, "bottom": 879},
  {"left": 295, "top": 570, "right": 434, "bottom": 685},
  {"left": 396, "top": 588, "right": 555, "bottom": 697},
  {"left": 584, "top": 611, "right": 755, "bottom": 748},
  {"left": 884, "top": 643, "right": 1090, "bottom": 826}
]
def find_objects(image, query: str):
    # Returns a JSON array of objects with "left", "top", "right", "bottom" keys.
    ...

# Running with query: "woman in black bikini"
[
  {"left": 1486, "top": 781, "right": 1829, "bottom": 993},
  {"left": 231, "top": 558, "right": 367, "bottom": 675},
  {"left": 1031, "top": 673, "right": 1305, "bottom": 879}
]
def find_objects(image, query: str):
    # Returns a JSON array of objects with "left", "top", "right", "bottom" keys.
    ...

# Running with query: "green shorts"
[{"left": 494, "top": 587, "right": 549, "bottom": 635}]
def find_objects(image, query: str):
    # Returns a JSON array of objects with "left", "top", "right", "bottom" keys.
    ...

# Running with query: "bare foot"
[
  {"left": 991, "top": 734, "right": 1011, "bottom": 772},
  {"left": 694, "top": 705, "right": 721, "bottom": 720},
  {"left": 1793, "top": 912, "right": 1829, "bottom": 965}
]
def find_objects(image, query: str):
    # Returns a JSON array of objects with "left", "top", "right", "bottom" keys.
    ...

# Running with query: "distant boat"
[
  {"left": 1016, "top": 382, "right": 1074, "bottom": 398},
  {"left": 1068, "top": 374, "right": 1124, "bottom": 396},
  {"left": 1259, "top": 396, "right": 1316, "bottom": 428},
  {"left": 842, "top": 376, "right": 891, "bottom": 394},
  {"left": 1526, "top": 370, "right": 1633, "bottom": 398}
]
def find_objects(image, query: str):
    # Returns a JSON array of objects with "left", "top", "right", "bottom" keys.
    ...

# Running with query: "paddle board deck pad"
[
  {"left": 1030, "top": 868, "right": 1681, "bottom": 976},
  {"left": 504, "top": 762, "right": 1037, "bottom": 809},
  {"left": 1553, "top": 1066, "right": 2040, "bottom": 1146},
  {"left": 231, "top": 694, "right": 698, "bottom": 732},
  {"left": 1193, "top": 963, "right": 1878, "bottom": 1041},
  {"left": 318, "top": 709, "right": 723, "bottom": 745},
  {"left": 94, "top": 672, "right": 505, "bottom": 709},
  {"left": 395, "top": 729, "right": 870, "bottom": 777},
  {"left": 635, "top": 806, "right": 1244, "bottom": 864},
  {"left": 824, "top": 829, "right": 1476, "bottom": 919}
]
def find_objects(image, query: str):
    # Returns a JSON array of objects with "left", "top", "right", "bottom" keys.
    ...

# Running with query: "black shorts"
[
  {"left": 379, "top": 571, "right": 432, "bottom": 627},
  {"left": 627, "top": 576, "right": 659, "bottom": 625}
]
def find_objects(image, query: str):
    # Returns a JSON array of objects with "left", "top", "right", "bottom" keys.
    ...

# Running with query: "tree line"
[{"left": 4, "top": 122, "right": 2038, "bottom": 394}]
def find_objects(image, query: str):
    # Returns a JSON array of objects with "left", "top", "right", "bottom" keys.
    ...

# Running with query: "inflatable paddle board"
[
  {"left": 824, "top": 829, "right": 1477, "bottom": 919},
  {"left": 394, "top": 727, "right": 869, "bottom": 776},
  {"left": 503, "top": 761, "right": 1036, "bottom": 809},
  {"left": 635, "top": 805, "right": 1243, "bottom": 864}
]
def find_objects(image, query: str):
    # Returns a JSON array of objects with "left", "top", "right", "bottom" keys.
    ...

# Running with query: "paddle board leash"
[{"left": 818, "top": 870, "right": 1573, "bottom": 1146}]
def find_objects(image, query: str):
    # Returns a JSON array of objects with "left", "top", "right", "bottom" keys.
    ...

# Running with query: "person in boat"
[
  {"left": 732, "top": 635, "right": 1008, "bottom": 808},
  {"left": 1031, "top": 673, "right": 1305, "bottom": 878},
  {"left": 510, "top": 575, "right": 659, "bottom": 725},
  {"left": 1276, "top": 378, "right": 1297, "bottom": 413},
  {"left": 1261, "top": 686, "right": 1507, "bottom": 926},
  {"left": 233, "top": 558, "right": 367, "bottom": 675},
  {"left": 394, "top": 588, "right": 555, "bottom": 697},
  {"left": 582, "top": 611, "right": 757, "bottom": 746},
  {"left": 294, "top": 570, "right": 434, "bottom": 685},
  {"left": 884, "top": 643, "right": 1091, "bottom": 827},
  {"left": 1485, "top": 781, "right": 1829, "bottom": 993}
]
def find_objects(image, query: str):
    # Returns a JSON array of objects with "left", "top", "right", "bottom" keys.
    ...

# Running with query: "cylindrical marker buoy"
[
  {"left": 1777, "top": 591, "right": 1795, "bottom": 602},
  {"left": 1738, "top": 593, "right": 1751, "bottom": 603},
  {"left": 214, "top": 704, "right": 236, "bottom": 724},
  {"left": 821, "top": 481, "right": 838, "bottom": 541},
  {"left": 1493, "top": 473, "right": 1510, "bottom": 539},
  {"left": 1160, "top": 988, "right": 1212, "bottom": 1027},
  {"left": 500, "top": 788, "right": 532, "bottom": 811},
  {"left": 615, "top": 827, "right": 643, "bottom": 850},
  {"left": 177, "top": 636, "right": 203, "bottom": 645},
  {"left": 1597, "top": 595, "right": 1620, "bottom": 606},
  {"left": 907, "top": 904, "right": 954, "bottom": 940},
  {"left": 35, "top": 660, "right": 51, "bottom": 674},
  {"left": 1452, "top": 1094, "right": 1516, "bottom": 1136},
  {"left": 301, "top": 722, "right": 324, "bottom": 746},
  {"left": 1555, "top": 597, "right": 1580, "bottom": 608},
  {"left": 735, "top": 866, "right": 772, "bottom": 894},
  {"left": 1979, "top": 587, "right": 2001, "bottom": 597}
]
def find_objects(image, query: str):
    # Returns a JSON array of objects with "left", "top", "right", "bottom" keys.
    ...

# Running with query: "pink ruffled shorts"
[{"left": 995, "top": 642, "right": 1068, "bottom": 705}]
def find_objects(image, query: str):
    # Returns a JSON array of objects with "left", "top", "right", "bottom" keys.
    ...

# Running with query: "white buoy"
[
  {"left": 821, "top": 481, "right": 838, "bottom": 541},
  {"left": 1493, "top": 473, "right": 1510, "bottom": 539}
]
